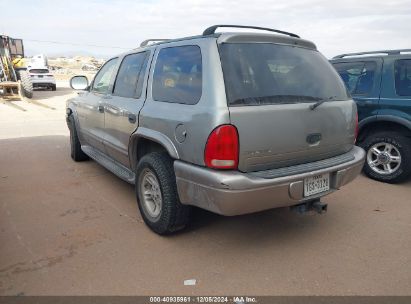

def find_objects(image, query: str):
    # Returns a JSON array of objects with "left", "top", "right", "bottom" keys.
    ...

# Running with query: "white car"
[{"left": 28, "top": 67, "right": 56, "bottom": 91}]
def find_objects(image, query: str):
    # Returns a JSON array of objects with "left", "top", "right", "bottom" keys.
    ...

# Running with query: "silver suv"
[{"left": 66, "top": 25, "right": 365, "bottom": 235}]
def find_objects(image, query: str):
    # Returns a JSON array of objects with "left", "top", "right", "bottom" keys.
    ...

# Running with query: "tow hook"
[{"left": 290, "top": 199, "right": 328, "bottom": 214}]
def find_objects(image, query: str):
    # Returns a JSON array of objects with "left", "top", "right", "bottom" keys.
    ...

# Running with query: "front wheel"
[
  {"left": 17, "top": 70, "right": 33, "bottom": 98},
  {"left": 136, "top": 152, "right": 191, "bottom": 235},
  {"left": 68, "top": 116, "right": 89, "bottom": 162},
  {"left": 361, "top": 132, "right": 411, "bottom": 183}
]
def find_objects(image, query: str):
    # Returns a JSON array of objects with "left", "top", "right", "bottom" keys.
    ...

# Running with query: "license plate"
[
  {"left": 304, "top": 173, "right": 330, "bottom": 197},
  {"left": 38, "top": 75, "right": 43, "bottom": 78}
]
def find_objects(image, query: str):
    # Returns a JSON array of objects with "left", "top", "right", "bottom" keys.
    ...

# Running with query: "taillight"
[
  {"left": 204, "top": 125, "right": 239, "bottom": 170},
  {"left": 354, "top": 112, "right": 359, "bottom": 143}
]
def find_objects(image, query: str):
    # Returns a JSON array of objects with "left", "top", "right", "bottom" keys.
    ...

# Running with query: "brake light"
[
  {"left": 354, "top": 112, "right": 359, "bottom": 143},
  {"left": 204, "top": 125, "right": 239, "bottom": 169}
]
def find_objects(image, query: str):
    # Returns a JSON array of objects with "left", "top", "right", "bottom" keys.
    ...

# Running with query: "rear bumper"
[
  {"left": 31, "top": 78, "right": 56, "bottom": 86},
  {"left": 174, "top": 146, "right": 365, "bottom": 216}
]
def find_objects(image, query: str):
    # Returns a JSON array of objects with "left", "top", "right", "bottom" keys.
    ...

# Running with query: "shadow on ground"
[{"left": 32, "top": 86, "right": 75, "bottom": 101}]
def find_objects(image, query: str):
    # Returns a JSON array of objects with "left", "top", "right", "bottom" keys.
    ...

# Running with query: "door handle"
[
  {"left": 128, "top": 114, "right": 137, "bottom": 123},
  {"left": 98, "top": 105, "right": 104, "bottom": 113}
]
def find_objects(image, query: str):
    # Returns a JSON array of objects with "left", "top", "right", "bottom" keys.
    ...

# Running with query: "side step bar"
[{"left": 81, "top": 145, "right": 135, "bottom": 184}]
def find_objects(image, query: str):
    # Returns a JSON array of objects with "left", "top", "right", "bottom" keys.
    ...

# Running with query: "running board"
[{"left": 81, "top": 145, "right": 135, "bottom": 184}]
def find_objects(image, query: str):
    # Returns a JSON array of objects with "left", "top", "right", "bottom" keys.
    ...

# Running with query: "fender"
[
  {"left": 377, "top": 115, "right": 411, "bottom": 130},
  {"left": 129, "top": 127, "right": 179, "bottom": 170},
  {"left": 359, "top": 115, "right": 411, "bottom": 131}
]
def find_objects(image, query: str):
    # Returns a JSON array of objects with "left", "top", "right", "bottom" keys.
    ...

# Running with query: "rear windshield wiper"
[
  {"left": 310, "top": 96, "right": 338, "bottom": 110},
  {"left": 231, "top": 95, "right": 322, "bottom": 106}
]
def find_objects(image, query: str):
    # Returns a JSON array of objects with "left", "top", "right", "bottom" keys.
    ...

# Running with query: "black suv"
[{"left": 331, "top": 50, "right": 411, "bottom": 183}]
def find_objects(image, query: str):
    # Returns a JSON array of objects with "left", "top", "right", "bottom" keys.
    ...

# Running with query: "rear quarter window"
[
  {"left": 394, "top": 59, "right": 411, "bottom": 96},
  {"left": 152, "top": 45, "right": 202, "bottom": 105}
]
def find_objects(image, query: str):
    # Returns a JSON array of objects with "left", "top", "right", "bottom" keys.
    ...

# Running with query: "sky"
[{"left": 1, "top": 0, "right": 410, "bottom": 59}]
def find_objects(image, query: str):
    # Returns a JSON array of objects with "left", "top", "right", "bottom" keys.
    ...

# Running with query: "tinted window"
[
  {"left": 113, "top": 52, "right": 149, "bottom": 98},
  {"left": 219, "top": 43, "right": 349, "bottom": 106},
  {"left": 152, "top": 46, "right": 202, "bottom": 105},
  {"left": 333, "top": 61, "right": 376, "bottom": 95},
  {"left": 92, "top": 58, "right": 118, "bottom": 94},
  {"left": 395, "top": 59, "right": 411, "bottom": 96}
]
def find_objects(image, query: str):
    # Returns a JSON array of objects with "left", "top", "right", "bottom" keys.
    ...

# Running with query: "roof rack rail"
[
  {"left": 333, "top": 49, "right": 411, "bottom": 59},
  {"left": 140, "top": 39, "right": 170, "bottom": 47},
  {"left": 202, "top": 24, "right": 300, "bottom": 38}
]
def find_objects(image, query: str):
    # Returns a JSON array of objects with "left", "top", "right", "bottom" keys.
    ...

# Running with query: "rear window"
[
  {"left": 394, "top": 59, "right": 411, "bottom": 96},
  {"left": 219, "top": 43, "right": 349, "bottom": 106},
  {"left": 152, "top": 45, "right": 202, "bottom": 105},
  {"left": 29, "top": 69, "right": 49, "bottom": 74},
  {"left": 332, "top": 61, "right": 376, "bottom": 95}
]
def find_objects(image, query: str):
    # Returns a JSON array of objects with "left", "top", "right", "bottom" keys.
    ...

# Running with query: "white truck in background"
[{"left": 28, "top": 54, "right": 48, "bottom": 69}]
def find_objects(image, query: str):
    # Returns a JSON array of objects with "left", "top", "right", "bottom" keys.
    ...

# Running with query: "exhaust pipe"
[{"left": 290, "top": 199, "right": 328, "bottom": 215}]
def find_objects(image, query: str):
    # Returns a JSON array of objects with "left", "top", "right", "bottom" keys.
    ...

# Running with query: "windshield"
[{"left": 219, "top": 43, "right": 349, "bottom": 106}]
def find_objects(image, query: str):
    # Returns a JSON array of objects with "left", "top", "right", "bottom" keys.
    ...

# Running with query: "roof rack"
[
  {"left": 140, "top": 39, "right": 170, "bottom": 47},
  {"left": 333, "top": 49, "right": 411, "bottom": 59},
  {"left": 202, "top": 24, "right": 300, "bottom": 38}
]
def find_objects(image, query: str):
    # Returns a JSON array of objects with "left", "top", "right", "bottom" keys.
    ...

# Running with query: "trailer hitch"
[{"left": 290, "top": 199, "right": 328, "bottom": 214}]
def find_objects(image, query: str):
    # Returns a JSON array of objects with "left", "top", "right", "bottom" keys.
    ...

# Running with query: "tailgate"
[{"left": 229, "top": 100, "right": 356, "bottom": 172}]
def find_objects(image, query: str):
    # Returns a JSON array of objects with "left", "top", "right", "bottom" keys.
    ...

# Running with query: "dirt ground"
[{"left": 0, "top": 84, "right": 410, "bottom": 296}]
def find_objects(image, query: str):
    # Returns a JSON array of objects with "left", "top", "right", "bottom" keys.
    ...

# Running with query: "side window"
[
  {"left": 394, "top": 59, "right": 411, "bottom": 96},
  {"left": 92, "top": 58, "right": 118, "bottom": 94},
  {"left": 113, "top": 52, "right": 149, "bottom": 98},
  {"left": 152, "top": 45, "right": 202, "bottom": 105},
  {"left": 333, "top": 61, "right": 376, "bottom": 95}
]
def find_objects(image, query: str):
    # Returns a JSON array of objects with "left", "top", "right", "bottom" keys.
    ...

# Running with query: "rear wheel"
[
  {"left": 17, "top": 70, "right": 33, "bottom": 98},
  {"left": 51, "top": 84, "right": 56, "bottom": 91},
  {"left": 136, "top": 152, "right": 191, "bottom": 235},
  {"left": 361, "top": 131, "right": 411, "bottom": 183}
]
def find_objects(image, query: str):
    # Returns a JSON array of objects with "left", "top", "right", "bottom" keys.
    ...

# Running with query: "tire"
[
  {"left": 17, "top": 70, "right": 33, "bottom": 99},
  {"left": 360, "top": 131, "right": 411, "bottom": 183},
  {"left": 68, "top": 116, "right": 89, "bottom": 162},
  {"left": 51, "top": 84, "right": 56, "bottom": 91},
  {"left": 136, "top": 152, "right": 191, "bottom": 235}
]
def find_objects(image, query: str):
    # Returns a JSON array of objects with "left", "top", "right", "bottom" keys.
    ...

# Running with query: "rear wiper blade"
[
  {"left": 231, "top": 95, "right": 322, "bottom": 106},
  {"left": 310, "top": 96, "right": 337, "bottom": 110}
]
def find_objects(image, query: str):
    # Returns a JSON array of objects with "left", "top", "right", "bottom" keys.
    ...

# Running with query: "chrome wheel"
[
  {"left": 367, "top": 142, "right": 402, "bottom": 175},
  {"left": 140, "top": 169, "right": 162, "bottom": 219}
]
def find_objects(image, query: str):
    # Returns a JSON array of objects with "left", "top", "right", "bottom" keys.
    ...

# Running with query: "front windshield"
[{"left": 219, "top": 43, "right": 350, "bottom": 106}]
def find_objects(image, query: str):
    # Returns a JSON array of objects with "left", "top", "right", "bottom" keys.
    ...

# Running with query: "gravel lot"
[{"left": 1, "top": 83, "right": 410, "bottom": 295}]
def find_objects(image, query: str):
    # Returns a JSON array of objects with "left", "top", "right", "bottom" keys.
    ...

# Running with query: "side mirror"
[{"left": 70, "top": 75, "right": 89, "bottom": 90}]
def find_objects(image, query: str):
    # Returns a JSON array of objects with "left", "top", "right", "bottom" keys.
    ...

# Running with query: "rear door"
[
  {"left": 379, "top": 57, "right": 411, "bottom": 119},
  {"left": 219, "top": 43, "right": 356, "bottom": 172},
  {"left": 76, "top": 58, "right": 118, "bottom": 152},
  {"left": 332, "top": 59, "right": 382, "bottom": 122},
  {"left": 103, "top": 51, "right": 151, "bottom": 167}
]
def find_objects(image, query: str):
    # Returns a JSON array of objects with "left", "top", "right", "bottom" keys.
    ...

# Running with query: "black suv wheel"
[
  {"left": 136, "top": 152, "right": 191, "bottom": 235},
  {"left": 361, "top": 131, "right": 411, "bottom": 183},
  {"left": 68, "top": 116, "right": 89, "bottom": 162}
]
